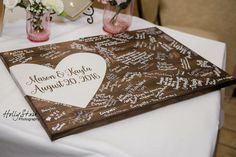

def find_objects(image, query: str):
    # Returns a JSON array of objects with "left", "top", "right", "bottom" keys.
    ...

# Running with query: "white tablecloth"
[{"left": 0, "top": 8, "right": 226, "bottom": 157}]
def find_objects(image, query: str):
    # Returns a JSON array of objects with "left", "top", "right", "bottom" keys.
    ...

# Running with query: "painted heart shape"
[{"left": 10, "top": 53, "right": 106, "bottom": 108}]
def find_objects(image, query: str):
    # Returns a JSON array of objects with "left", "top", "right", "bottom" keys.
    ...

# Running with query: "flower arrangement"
[
  {"left": 4, "top": 0, "right": 64, "bottom": 25},
  {"left": 3, "top": 0, "right": 64, "bottom": 31},
  {"left": 3, "top": 0, "right": 64, "bottom": 15},
  {"left": 3, "top": 0, "right": 64, "bottom": 41}
]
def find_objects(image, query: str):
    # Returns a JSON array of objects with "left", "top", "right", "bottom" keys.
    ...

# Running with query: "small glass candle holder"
[{"left": 26, "top": 11, "right": 51, "bottom": 42}]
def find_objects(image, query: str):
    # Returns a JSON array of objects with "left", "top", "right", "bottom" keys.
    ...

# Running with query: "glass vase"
[
  {"left": 103, "top": 0, "right": 134, "bottom": 34},
  {"left": 26, "top": 11, "right": 50, "bottom": 42}
]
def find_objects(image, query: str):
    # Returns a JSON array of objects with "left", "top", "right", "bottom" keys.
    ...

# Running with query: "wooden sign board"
[{"left": 1, "top": 27, "right": 236, "bottom": 140}]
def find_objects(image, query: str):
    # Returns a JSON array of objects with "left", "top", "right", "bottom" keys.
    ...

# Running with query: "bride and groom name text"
[{"left": 25, "top": 66, "right": 101, "bottom": 94}]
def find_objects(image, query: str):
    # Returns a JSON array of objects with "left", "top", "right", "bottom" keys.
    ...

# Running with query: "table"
[{"left": 0, "top": 8, "right": 226, "bottom": 157}]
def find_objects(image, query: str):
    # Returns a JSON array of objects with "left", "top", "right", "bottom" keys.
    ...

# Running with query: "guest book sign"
[{"left": 1, "top": 27, "right": 236, "bottom": 140}]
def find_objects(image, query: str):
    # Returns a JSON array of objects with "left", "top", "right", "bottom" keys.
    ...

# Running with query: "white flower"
[
  {"left": 35, "top": 0, "right": 41, "bottom": 4},
  {"left": 41, "top": 0, "right": 64, "bottom": 15},
  {"left": 28, "top": 0, "right": 34, "bottom": 4},
  {"left": 3, "top": 0, "right": 20, "bottom": 9}
]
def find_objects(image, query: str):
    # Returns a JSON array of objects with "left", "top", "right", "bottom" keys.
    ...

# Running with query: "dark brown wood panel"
[{"left": 1, "top": 27, "right": 236, "bottom": 140}]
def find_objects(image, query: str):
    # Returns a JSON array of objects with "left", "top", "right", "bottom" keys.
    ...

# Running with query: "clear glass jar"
[
  {"left": 103, "top": 0, "right": 134, "bottom": 34},
  {"left": 26, "top": 11, "right": 50, "bottom": 42}
]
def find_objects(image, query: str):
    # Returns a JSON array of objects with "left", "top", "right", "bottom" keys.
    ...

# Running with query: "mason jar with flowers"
[{"left": 3, "top": 0, "right": 64, "bottom": 42}]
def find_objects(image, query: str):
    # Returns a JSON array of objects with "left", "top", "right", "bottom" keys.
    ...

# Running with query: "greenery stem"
[{"left": 110, "top": 7, "right": 121, "bottom": 25}]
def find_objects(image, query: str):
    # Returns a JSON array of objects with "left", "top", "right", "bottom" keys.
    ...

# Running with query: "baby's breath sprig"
[{"left": 26, "top": 1, "right": 48, "bottom": 32}]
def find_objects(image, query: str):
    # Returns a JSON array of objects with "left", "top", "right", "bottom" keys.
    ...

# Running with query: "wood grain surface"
[{"left": 1, "top": 27, "right": 236, "bottom": 140}]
